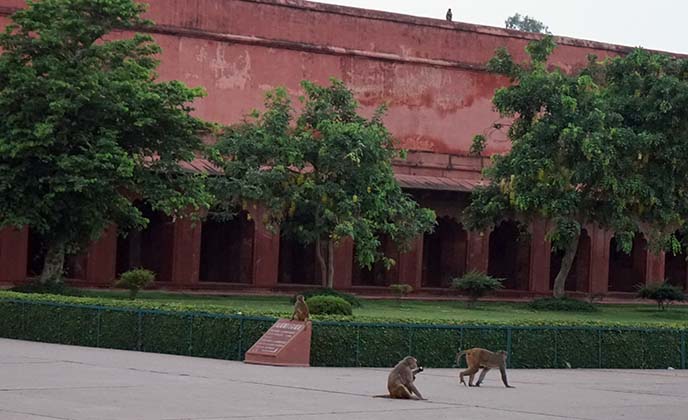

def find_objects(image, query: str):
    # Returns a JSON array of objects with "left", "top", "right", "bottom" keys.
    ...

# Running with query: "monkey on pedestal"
[{"left": 291, "top": 295, "right": 309, "bottom": 322}]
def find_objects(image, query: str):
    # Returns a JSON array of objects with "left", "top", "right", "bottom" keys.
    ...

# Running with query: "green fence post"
[
  {"left": 681, "top": 330, "right": 686, "bottom": 370},
  {"left": 237, "top": 318, "right": 244, "bottom": 360},
  {"left": 506, "top": 328, "right": 512, "bottom": 369},
  {"left": 598, "top": 329, "right": 603, "bottom": 368},
  {"left": 96, "top": 308, "right": 101, "bottom": 348},
  {"left": 137, "top": 311, "right": 143, "bottom": 351},
  {"left": 20, "top": 300, "right": 26, "bottom": 339},
  {"left": 407, "top": 327, "right": 414, "bottom": 356},
  {"left": 187, "top": 315, "right": 194, "bottom": 356},
  {"left": 57, "top": 304, "right": 63, "bottom": 344},
  {"left": 553, "top": 328, "right": 558, "bottom": 368},
  {"left": 355, "top": 325, "right": 361, "bottom": 367}
]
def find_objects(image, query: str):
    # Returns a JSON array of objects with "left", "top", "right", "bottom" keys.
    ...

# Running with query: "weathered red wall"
[
  {"left": 0, "top": 0, "right": 666, "bottom": 159},
  {"left": 138, "top": 0, "right": 625, "bottom": 157}
]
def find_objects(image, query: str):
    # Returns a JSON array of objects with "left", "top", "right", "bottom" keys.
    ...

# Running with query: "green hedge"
[{"left": 0, "top": 293, "right": 686, "bottom": 369}]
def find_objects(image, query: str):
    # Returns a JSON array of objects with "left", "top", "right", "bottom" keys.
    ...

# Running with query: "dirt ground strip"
[{"left": 0, "top": 338, "right": 686, "bottom": 420}]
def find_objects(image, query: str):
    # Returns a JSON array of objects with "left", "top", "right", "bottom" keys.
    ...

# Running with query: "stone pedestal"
[{"left": 244, "top": 319, "right": 312, "bottom": 367}]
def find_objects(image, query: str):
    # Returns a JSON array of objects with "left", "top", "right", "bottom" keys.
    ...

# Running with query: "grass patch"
[{"left": 45, "top": 289, "right": 688, "bottom": 328}]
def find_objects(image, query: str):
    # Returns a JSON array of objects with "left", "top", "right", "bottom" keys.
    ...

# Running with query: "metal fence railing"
[{"left": 1, "top": 298, "right": 685, "bottom": 369}]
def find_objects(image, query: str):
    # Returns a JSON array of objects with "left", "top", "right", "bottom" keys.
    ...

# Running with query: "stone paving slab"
[{"left": 0, "top": 338, "right": 686, "bottom": 420}]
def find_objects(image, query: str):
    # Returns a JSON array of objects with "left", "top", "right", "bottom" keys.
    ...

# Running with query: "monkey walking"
[
  {"left": 455, "top": 348, "right": 515, "bottom": 388},
  {"left": 374, "top": 356, "right": 426, "bottom": 400},
  {"left": 291, "top": 295, "right": 309, "bottom": 322}
]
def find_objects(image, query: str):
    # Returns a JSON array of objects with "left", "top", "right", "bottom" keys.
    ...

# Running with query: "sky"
[{"left": 316, "top": 0, "right": 688, "bottom": 54}]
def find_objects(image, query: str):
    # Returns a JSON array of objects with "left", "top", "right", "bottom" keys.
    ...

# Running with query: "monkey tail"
[
  {"left": 455, "top": 350, "right": 467, "bottom": 367},
  {"left": 372, "top": 394, "right": 391, "bottom": 399}
]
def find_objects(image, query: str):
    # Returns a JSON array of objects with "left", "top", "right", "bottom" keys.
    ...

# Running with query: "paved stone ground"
[{"left": 0, "top": 338, "right": 686, "bottom": 420}]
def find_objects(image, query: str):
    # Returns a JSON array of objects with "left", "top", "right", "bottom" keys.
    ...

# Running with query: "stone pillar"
[
  {"left": 81, "top": 225, "right": 118, "bottom": 285},
  {"left": 250, "top": 205, "right": 280, "bottom": 288},
  {"left": 398, "top": 235, "right": 423, "bottom": 290},
  {"left": 529, "top": 220, "right": 551, "bottom": 294},
  {"left": 589, "top": 226, "right": 611, "bottom": 294},
  {"left": 645, "top": 251, "right": 665, "bottom": 285},
  {"left": 170, "top": 218, "right": 202, "bottom": 287},
  {"left": 332, "top": 237, "right": 353, "bottom": 290},
  {"left": 466, "top": 230, "right": 489, "bottom": 273},
  {"left": 0, "top": 227, "right": 28, "bottom": 283}
]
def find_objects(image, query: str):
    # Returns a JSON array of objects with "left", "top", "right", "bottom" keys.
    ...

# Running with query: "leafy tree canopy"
[
  {"left": 465, "top": 36, "right": 688, "bottom": 296},
  {"left": 0, "top": 0, "right": 211, "bottom": 283},
  {"left": 209, "top": 79, "right": 436, "bottom": 287},
  {"left": 505, "top": 13, "right": 551, "bottom": 34}
]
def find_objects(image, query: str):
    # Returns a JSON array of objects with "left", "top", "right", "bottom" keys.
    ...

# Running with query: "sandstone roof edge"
[{"left": 241, "top": 0, "right": 686, "bottom": 58}]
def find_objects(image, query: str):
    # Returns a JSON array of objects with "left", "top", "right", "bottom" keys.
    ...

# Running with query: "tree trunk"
[
  {"left": 326, "top": 239, "right": 335, "bottom": 289},
  {"left": 315, "top": 237, "right": 328, "bottom": 288},
  {"left": 39, "top": 242, "right": 66, "bottom": 285},
  {"left": 552, "top": 231, "right": 580, "bottom": 298}
]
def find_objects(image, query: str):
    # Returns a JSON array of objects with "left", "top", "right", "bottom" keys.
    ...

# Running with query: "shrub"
[
  {"left": 451, "top": 271, "right": 504, "bottom": 306},
  {"left": 389, "top": 284, "right": 413, "bottom": 299},
  {"left": 306, "top": 295, "right": 353, "bottom": 316},
  {"left": 637, "top": 282, "right": 685, "bottom": 311},
  {"left": 115, "top": 269, "right": 155, "bottom": 299},
  {"left": 291, "top": 288, "right": 361, "bottom": 308},
  {"left": 528, "top": 297, "right": 597, "bottom": 312}
]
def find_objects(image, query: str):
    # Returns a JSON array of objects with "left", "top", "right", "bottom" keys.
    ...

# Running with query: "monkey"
[
  {"left": 373, "top": 356, "right": 425, "bottom": 400},
  {"left": 446, "top": 8, "right": 453, "bottom": 22},
  {"left": 291, "top": 295, "right": 309, "bottom": 322},
  {"left": 455, "top": 348, "right": 514, "bottom": 388}
]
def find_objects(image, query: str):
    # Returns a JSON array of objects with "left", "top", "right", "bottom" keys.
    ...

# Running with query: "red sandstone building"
[{"left": 1, "top": 0, "right": 686, "bottom": 296}]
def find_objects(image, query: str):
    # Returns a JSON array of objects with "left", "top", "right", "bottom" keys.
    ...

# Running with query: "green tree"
[
  {"left": 465, "top": 36, "right": 688, "bottom": 298},
  {"left": 209, "top": 79, "right": 435, "bottom": 287},
  {"left": 505, "top": 13, "right": 551, "bottom": 34},
  {"left": 0, "top": 0, "right": 210, "bottom": 285}
]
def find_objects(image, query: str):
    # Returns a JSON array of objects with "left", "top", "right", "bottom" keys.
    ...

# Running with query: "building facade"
[{"left": 0, "top": 0, "right": 685, "bottom": 295}]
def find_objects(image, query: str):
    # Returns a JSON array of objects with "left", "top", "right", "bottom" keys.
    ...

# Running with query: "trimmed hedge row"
[
  {"left": 5, "top": 290, "right": 687, "bottom": 328},
  {"left": 0, "top": 296, "right": 685, "bottom": 369}
]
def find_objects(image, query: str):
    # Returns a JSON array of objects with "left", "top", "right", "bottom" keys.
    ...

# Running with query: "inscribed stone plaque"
[{"left": 244, "top": 319, "right": 312, "bottom": 367}]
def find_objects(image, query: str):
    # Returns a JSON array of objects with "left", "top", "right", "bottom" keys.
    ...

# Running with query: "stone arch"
[
  {"left": 352, "top": 235, "right": 399, "bottom": 287},
  {"left": 488, "top": 220, "right": 530, "bottom": 290},
  {"left": 199, "top": 211, "right": 255, "bottom": 284},
  {"left": 549, "top": 229, "right": 592, "bottom": 292},
  {"left": 25, "top": 230, "right": 93, "bottom": 281},
  {"left": 26, "top": 229, "right": 46, "bottom": 278},
  {"left": 608, "top": 234, "right": 647, "bottom": 292},
  {"left": 278, "top": 237, "right": 321, "bottom": 285},
  {"left": 421, "top": 216, "right": 468, "bottom": 288},
  {"left": 116, "top": 202, "right": 174, "bottom": 282},
  {"left": 665, "top": 232, "right": 687, "bottom": 291}
]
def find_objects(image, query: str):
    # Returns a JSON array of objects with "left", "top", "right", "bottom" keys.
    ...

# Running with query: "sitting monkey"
[
  {"left": 374, "top": 356, "right": 425, "bottom": 400},
  {"left": 291, "top": 295, "right": 309, "bottom": 322},
  {"left": 456, "top": 348, "right": 514, "bottom": 388}
]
